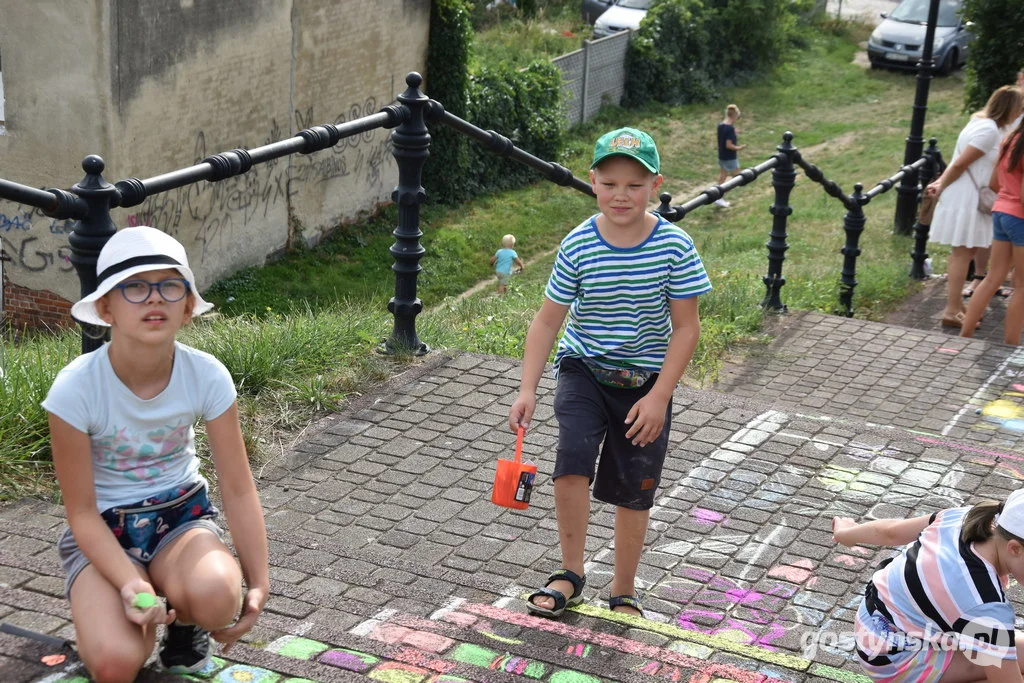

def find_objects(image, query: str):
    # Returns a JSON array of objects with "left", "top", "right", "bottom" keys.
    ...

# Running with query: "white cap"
[
  {"left": 70, "top": 226, "right": 214, "bottom": 327},
  {"left": 996, "top": 488, "right": 1024, "bottom": 538}
]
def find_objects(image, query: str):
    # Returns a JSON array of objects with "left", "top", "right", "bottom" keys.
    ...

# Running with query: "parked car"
[
  {"left": 866, "top": 0, "right": 973, "bottom": 74},
  {"left": 593, "top": 0, "right": 654, "bottom": 39},
  {"left": 582, "top": 0, "right": 614, "bottom": 24}
]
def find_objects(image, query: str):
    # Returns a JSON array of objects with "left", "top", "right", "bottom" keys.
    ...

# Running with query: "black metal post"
[
  {"left": 68, "top": 156, "right": 119, "bottom": 353},
  {"left": 909, "top": 138, "right": 944, "bottom": 279},
  {"left": 384, "top": 73, "right": 430, "bottom": 355},
  {"left": 762, "top": 132, "right": 796, "bottom": 312},
  {"left": 839, "top": 184, "right": 867, "bottom": 317},
  {"left": 894, "top": 0, "right": 940, "bottom": 235}
]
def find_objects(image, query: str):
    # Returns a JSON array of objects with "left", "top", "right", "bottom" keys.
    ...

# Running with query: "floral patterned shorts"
[{"left": 58, "top": 481, "right": 221, "bottom": 597}]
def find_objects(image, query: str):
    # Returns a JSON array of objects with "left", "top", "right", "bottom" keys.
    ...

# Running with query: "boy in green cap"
[{"left": 508, "top": 127, "right": 711, "bottom": 618}]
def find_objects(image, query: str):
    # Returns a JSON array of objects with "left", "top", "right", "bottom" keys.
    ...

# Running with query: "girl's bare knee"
[
  {"left": 177, "top": 573, "right": 242, "bottom": 629},
  {"left": 83, "top": 645, "right": 148, "bottom": 683}
]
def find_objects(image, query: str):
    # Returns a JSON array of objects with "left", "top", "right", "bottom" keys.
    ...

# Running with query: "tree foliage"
[
  {"left": 423, "top": 0, "right": 565, "bottom": 204},
  {"left": 423, "top": 0, "right": 474, "bottom": 204},
  {"left": 625, "top": 0, "right": 816, "bottom": 107},
  {"left": 961, "top": 0, "right": 1024, "bottom": 112}
]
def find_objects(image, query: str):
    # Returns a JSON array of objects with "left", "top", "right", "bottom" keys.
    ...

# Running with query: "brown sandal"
[{"left": 942, "top": 312, "right": 980, "bottom": 329}]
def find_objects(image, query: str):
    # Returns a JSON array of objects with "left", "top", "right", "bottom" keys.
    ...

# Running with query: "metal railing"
[
  {"left": 0, "top": 72, "right": 944, "bottom": 355},
  {"left": 653, "top": 133, "right": 945, "bottom": 317}
]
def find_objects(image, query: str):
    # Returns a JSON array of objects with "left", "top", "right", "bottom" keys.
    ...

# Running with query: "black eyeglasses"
[{"left": 113, "top": 278, "right": 190, "bottom": 303}]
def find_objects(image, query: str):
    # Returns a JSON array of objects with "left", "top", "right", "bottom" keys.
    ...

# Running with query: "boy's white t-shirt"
[{"left": 42, "top": 341, "right": 237, "bottom": 512}]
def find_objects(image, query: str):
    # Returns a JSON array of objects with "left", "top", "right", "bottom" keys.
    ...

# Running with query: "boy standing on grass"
[
  {"left": 715, "top": 104, "right": 745, "bottom": 208},
  {"left": 507, "top": 127, "right": 711, "bottom": 619}
]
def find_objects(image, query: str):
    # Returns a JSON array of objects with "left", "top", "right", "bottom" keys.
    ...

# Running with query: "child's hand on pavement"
[
  {"left": 624, "top": 393, "right": 668, "bottom": 447},
  {"left": 212, "top": 586, "right": 268, "bottom": 654},
  {"left": 832, "top": 517, "right": 856, "bottom": 545},
  {"left": 509, "top": 393, "right": 536, "bottom": 433}
]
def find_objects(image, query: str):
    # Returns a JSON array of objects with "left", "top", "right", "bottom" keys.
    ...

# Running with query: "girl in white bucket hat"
[
  {"left": 42, "top": 226, "right": 269, "bottom": 678},
  {"left": 833, "top": 489, "right": 1024, "bottom": 682}
]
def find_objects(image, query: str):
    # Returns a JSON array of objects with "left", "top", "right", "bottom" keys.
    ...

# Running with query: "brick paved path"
[{"left": 3, "top": 307, "right": 1024, "bottom": 682}]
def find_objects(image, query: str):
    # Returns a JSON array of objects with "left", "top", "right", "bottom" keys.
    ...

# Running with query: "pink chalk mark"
[
  {"left": 440, "top": 612, "right": 478, "bottom": 627},
  {"left": 369, "top": 623, "right": 414, "bottom": 644},
  {"left": 766, "top": 565, "right": 812, "bottom": 583},
  {"left": 567, "top": 643, "right": 588, "bottom": 657},
  {"left": 393, "top": 647, "right": 458, "bottom": 675},
  {"left": 402, "top": 630, "right": 456, "bottom": 653},
  {"left": 462, "top": 603, "right": 784, "bottom": 683},
  {"left": 937, "top": 347, "right": 960, "bottom": 354},
  {"left": 1012, "top": 384, "right": 1024, "bottom": 392},
  {"left": 834, "top": 554, "right": 867, "bottom": 569},
  {"left": 639, "top": 661, "right": 661, "bottom": 675},
  {"left": 692, "top": 508, "right": 725, "bottom": 524}
]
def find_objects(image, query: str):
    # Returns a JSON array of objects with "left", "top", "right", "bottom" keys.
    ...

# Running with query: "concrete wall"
[
  {"left": 0, "top": 0, "right": 430, "bottom": 324},
  {"left": 0, "top": 0, "right": 112, "bottom": 311}
]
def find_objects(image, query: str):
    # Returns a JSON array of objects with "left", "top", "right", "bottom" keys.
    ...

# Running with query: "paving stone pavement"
[{"left": 2, "top": 306, "right": 1024, "bottom": 682}]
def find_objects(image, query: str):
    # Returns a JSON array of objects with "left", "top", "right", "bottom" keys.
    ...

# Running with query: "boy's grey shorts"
[
  {"left": 57, "top": 518, "right": 222, "bottom": 599},
  {"left": 719, "top": 158, "right": 740, "bottom": 172},
  {"left": 552, "top": 357, "right": 672, "bottom": 510}
]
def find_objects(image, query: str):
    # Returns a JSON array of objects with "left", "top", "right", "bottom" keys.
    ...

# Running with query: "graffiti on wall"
[
  {"left": 3, "top": 96, "right": 395, "bottom": 290},
  {"left": 128, "top": 98, "right": 393, "bottom": 263},
  {"left": 0, "top": 203, "right": 76, "bottom": 274}
]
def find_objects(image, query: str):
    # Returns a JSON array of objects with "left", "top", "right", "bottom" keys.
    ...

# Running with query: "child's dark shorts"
[
  {"left": 553, "top": 357, "right": 672, "bottom": 510},
  {"left": 58, "top": 480, "right": 221, "bottom": 598}
]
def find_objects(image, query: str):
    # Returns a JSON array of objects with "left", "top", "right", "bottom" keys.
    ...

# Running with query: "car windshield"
[
  {"left": 889, "top": 0, "right": 961, "bottom": 27},
  {"left": 615, "top": 0, "right": 653, "bottom": 9}
]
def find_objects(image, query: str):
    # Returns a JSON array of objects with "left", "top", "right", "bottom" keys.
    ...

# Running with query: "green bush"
[
  {"left": 465, "top": 61, "right": 564, "bottom": 195},
  {"left": 624, "top": 0, "right": 714, "bottom": 107},
  {"left": 625, "top": 0, "right": 813, "bottom": 106},
  {"left": 962, "top": 0, "right": 1024, "bottom": 112},
  {"left": 424, "top": 0, "right": 474, "bottom": 204},
  {"left": 424, "top": 0, "right": 566, "bottom": 204}
]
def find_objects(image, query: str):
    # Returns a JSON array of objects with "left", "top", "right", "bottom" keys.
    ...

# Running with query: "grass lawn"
[{"left": 1, "top": 24, "right": 974, "bottom": 499}]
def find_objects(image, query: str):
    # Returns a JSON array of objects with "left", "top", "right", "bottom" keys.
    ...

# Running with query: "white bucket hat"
[
  {"left": 996, "top": 488, "right": 1024, "bottom": 539},
  {"left": 70, "top": 226, "right": 214, "bottom": 327}
]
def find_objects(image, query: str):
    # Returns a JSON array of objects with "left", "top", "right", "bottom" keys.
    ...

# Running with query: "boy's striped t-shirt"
[
  {"left": 545, "top": 214, "right": 711, "bottom": 373},
  {"left": 859, "top": 507, "right": 1016, "bottom": 669}
]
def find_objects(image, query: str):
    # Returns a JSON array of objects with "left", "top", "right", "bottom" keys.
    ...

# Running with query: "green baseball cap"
[{"left": 591, "top": 127, "right": 660, "bottom": 174}]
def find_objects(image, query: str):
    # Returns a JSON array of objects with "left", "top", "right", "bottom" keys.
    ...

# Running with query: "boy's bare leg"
[
  {"left": 610, "top": 506, "right": 649, "bottom": 616},
  {"left": 531, "top": 474, "right": 590, "bottom": 610}
]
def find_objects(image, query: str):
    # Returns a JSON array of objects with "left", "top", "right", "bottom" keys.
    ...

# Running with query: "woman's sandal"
[
  {"left": 941, "top": 311, "right": 980, "bottom": 330},
  {"left": 608, "top": 591, "right": 645, "bottom": 618},
  {"left": 526, "top": 569, "right": 586, "bottom": 618},
  {"left": 963, "top": 274, "right": 986, "bottom": 299},
  {"left": 997, "top": 286, "right": 1014, "bottom": 298}
]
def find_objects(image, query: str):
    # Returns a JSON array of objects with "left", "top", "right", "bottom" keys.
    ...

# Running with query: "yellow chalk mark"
[
  {"left": 668, "top": 640, "right": 713, "bottom": 658},
  {"left": 982, "top": 400, "right": 1024, "bottom": 420},
  {"left": 569, "top": 603, "right": 811, "bottom": 671},
  {"left": 479, "top": 630, "right": 524, "bottom": 645}
]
